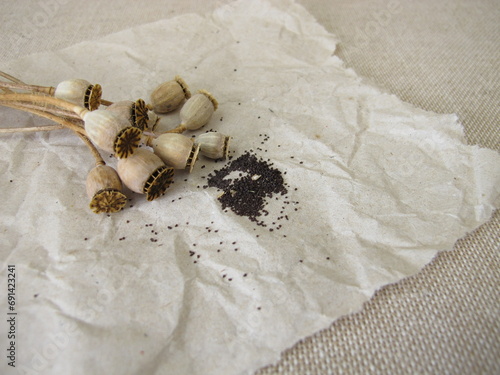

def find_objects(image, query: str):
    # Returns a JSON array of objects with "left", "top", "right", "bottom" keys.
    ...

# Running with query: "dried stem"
[
  {"left": 0, "top": 93, "right": 88, "bottom": 118},
  {"left": 74, "top": 132, "right": 105, "bottom": 166},
  {"left": 9, "top": 101, "right": 82, "bottom": 120},
  {"left": 0, "top": 124, "right": 64, "bottom": 133},
  {"left": 0, "top": 101, "right": 104, "bottom": 165},
  {"left": 163, "top": 124, "right": 186, "bottom": 134},
  {"left": 0, "top": 71, "right": 25, "bottom": 84},
  {"left": 99, "top": 99, "right": 114, "bottom": 106},
  {"left": 0, "top": 101, "right": 86, "bottom": 135},
  {"left": 0, "top": 81, "right": 54, "bottom": 95}
]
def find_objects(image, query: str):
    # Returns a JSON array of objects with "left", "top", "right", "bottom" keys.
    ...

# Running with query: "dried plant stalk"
[
  {"left": 0, "top": 93, "right": 88, "bottom": 118},
  {"left": 0, "top": 101, "right": 85, "bottom": 135},
  {"left": 0, "top": 124, "right": 64, "bottom": 133},
  {"left": 0, "top": 81, "right": 54, "bottom": 95},
  {"left": 0, "top": 71, "right": 25, "bottom": 84}
]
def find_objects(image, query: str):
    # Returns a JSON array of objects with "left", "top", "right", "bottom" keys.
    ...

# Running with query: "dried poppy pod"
[
  {"left": 151, "top": 133, "right": 200, "bottom": 172},
  {"left": 54, "top": 79, "right": 102, "bottom": 111},
  {"left": 106, "top": 99, "right": 149, "bottom": 131},
  {"left": 117, "top": 148, "right": 174, "bottom": 201},
  {"left": 196, "top": 132, "right": 230, "bottom": 159},
  {"left": 150, "top": 76, "right": 191, "bottom": 114},
  {"left": 86, "top": 164, "right": 127, "bottom": 213},
  {"left": 178, "top": 90, "right": 218, "bottom": 131},
  {"left": 83, "top": 109, "right": 142, "bottom": 158}
]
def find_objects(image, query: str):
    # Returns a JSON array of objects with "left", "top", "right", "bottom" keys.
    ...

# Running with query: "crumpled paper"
[{"left": 1, "top": 0, "right": 499, "bottom": 374}]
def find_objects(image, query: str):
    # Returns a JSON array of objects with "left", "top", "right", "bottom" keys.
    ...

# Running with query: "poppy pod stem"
[
  {"left": 0, "top": 100, "right": 86, "bottom": 135},
  {"left": 0, "top": 70, "right": 25, "bottom": 84},
  {"left": 99, "top": 99, "right": 114, "bottom": 106},
  {"left": 74, "top": 132, "right": 105, "bottom": 166},
  {"left": 163, "top": 124, "right": 186, "bottom": 134},
  {"left": 0, "top": 100, "right": 104, "bottom": 166},
  {"left": 2, "top": 100, "right": 82, "bottom": 120},
  {"left": 0, "top": 93, "right": 89, "bottom": 118},
  {"left": 0, "top": 81, "right": 54, "bottom": 95},
  {"left": 0, "top": 124, "right": 64, "bottom": 133}
]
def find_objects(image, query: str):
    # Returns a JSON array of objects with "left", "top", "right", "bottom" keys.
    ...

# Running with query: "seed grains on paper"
[{"left": 1, "top": 0, "right": 499, "bottom": 375}]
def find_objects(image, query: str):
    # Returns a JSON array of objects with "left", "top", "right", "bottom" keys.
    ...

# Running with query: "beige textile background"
[{"left": 1, "top": 1, "right": 498, "bottom": 374}]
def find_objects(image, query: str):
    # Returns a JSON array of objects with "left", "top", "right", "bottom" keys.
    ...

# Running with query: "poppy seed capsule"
[
  {"left": 152, "top": 133, "right": 200, "bottom": 172},
  {"left": 150, "top": 76, "right": 191, "bottom": 114},
  {"left": 117, "top": 148, "right": 174, "bottom": 201},
  {"left": 54, "top": 79, "right": 102, "bottom": 110},
  {"left": 179, "top": 90, "right": 218, "bottom": 131},
  {"left": 83, "top": 110, "right": 142, "bottom": 158},
  {"left": 106, "top": 99, "right": 149, "bottom": 131},
  {"left": 196, "top": 132, "right": 230, "bottom": 159},
  {"left": 86, "top": 165, "right": 127, "bottom": 214}
]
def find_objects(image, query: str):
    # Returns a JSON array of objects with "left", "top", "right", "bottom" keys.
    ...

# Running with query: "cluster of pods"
[{"left": 0, "top": 74, "right": 230, "bottom": 213}]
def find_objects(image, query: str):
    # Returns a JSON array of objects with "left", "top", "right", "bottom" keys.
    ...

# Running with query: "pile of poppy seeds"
[{"left": 205, "top": 139, "right": 298, "bottom": 231}]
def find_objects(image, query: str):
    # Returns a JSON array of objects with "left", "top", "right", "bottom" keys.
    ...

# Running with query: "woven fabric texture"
[{"left": 1, "top": 1, "right": 498, "bottom": 374}]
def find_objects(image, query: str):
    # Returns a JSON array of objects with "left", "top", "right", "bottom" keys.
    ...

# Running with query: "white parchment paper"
[{"left": 1, "top": 1, "right": 499, "bottom": 374}]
